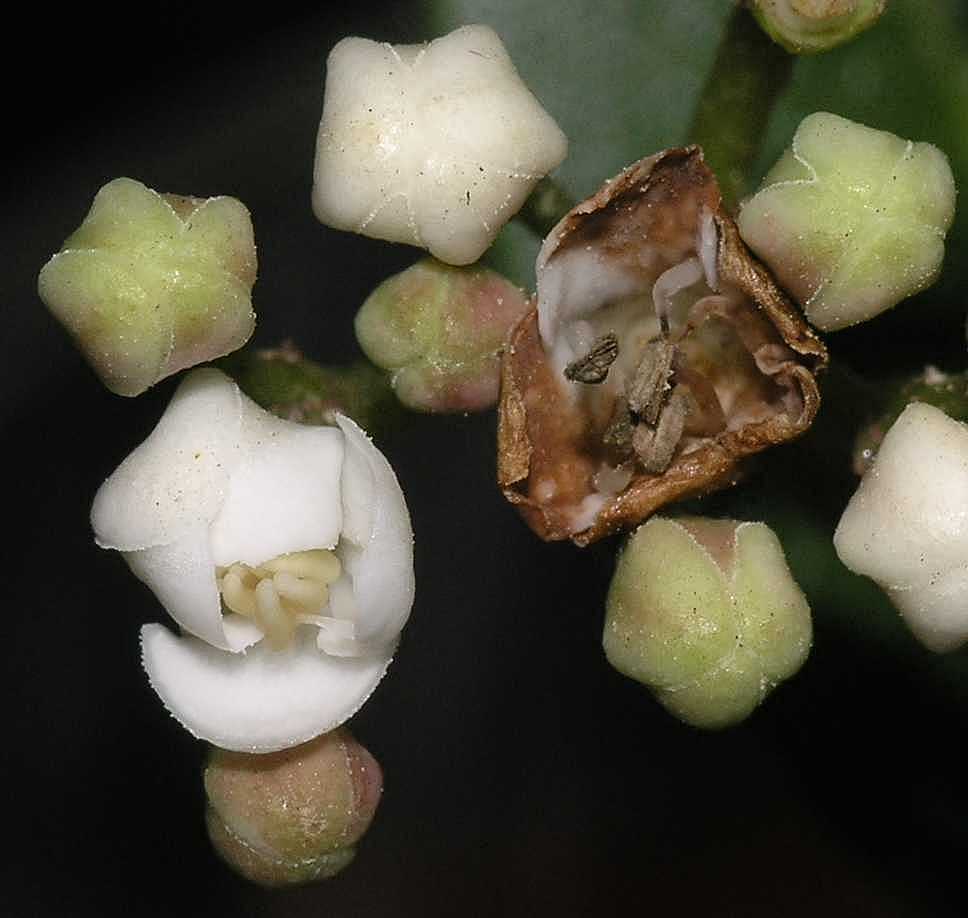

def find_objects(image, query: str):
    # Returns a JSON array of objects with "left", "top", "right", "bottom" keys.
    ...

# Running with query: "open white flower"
[
  {"left": 92, "top": 368, "right": 414, "bottom": 751},
  {"left": 834, "top": 402, "right": 968, "bottom": 652},
  {"left": 312, "top": 24, "right": 568, "bottom": 266}
]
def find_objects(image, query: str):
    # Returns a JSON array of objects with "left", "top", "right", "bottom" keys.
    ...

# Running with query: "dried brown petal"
[{"left": 497, "top": 147, "right": 826, "bottom": 545}]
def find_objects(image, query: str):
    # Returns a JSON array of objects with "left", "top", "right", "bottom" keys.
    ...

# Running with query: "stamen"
[
  {"left": 564, "top": 332, "right": 619, "bottom": 384},
  {"left": 263, "top": 550, "right": 342, "bottom": 583},
  {"left": 652, "top": 257, "right": 703, "bottom": 337},
  {"left": 254, "top": 579, "right": 296, "bottom": 650},
  {"left": 602, "top": 396, "right": 634, "bottom": 456},
  {"left": 633, "top": 385, "right": 689, "bottom": 473},
  {"left": 627, "top": 338, "right": 676, "bottom": 424},
  {"left": 215, "top": 548, "right": 343, "bottom": 650},
  {"left": 220, "top": 570, "right": 257, "bottom": 619},
  {"left": 273, "top": 571, "right": 330, "bottom": 612}
]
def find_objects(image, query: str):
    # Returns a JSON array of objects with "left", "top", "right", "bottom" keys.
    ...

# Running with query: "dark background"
[{"left": 3, "top": 3, "right": 965, "bottom": 916}]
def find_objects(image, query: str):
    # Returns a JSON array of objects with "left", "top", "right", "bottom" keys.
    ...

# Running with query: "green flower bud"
[
  {"left": 355, "top": 258, "right": 530, "bottom": 413},
  {"left": 750, "top": 0, "right": 886, "bottom": 54},
  {"left": 38, "top": 177, "right": 257, "bottom": 396},
  {"left": 738, "top": 112, "right": 955, "bottom": 332},
  {"left": 204, "top": 728, "right": 382, "bottom": 888},
  {"left": 603, "top": 517, "right": 812, "bottom": 729}
]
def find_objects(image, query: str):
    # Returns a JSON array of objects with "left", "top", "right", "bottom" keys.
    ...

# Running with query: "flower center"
[{"left": 217, "top": 549, "right": 342, "bottom": 650}]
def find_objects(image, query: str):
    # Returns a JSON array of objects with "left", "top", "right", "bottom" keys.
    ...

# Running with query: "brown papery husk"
[{"left": 497, "top": 147, "right": 827, "bottom": 546}]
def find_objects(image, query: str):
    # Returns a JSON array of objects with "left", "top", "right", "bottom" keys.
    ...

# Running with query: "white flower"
[
  {"left": 834, "top": 402, "right": 968, "bottom": 652},
  {"left": 91, "top": 368, "right": 415, "bottom": 751},
  {"left": 312, "top": 24, "right": 568, "bottom": 266}
]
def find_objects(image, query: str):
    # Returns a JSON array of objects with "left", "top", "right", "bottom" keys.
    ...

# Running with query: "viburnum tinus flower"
[
  {"left": 312, "top": 24, "right": 568, "bottom": 266},
  {"left": 750, "top": 0, "right": 886, "bottom": 54},
  {"left": 91, "top": 368, "right": 414, "bottom": 751},
  {"left": 738, "top": 112, "right": 955, "bottom": 332},
  {"left": 498, "top": 147, "right": 827, "bottom": 545},
  {"left": 355, "top": 258, "right": 531, "bottom": 412},
  {"left": 835, "top": 402, "right": 968, "bottom": 652},
  {"left": 38, "top": 177, "right": 257, "bottom": 396},
  {"left": 604, "top": 517, "right": 812, "bottom": 729},
  {"left": 205, "top": 728, "right": 382, "bottom": 887}
]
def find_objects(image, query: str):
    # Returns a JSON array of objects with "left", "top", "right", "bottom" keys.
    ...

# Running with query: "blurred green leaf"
[{"left": 434, "top": 1, "right": 968, "bottom": 315}]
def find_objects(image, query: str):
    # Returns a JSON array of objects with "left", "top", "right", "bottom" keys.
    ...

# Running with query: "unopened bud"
[
  {"left": 750, "top": 0, "right": 886, "bottom": 54},
  {"left": 313, "top": 25, "right": 567, "bottom": 266},
  {"left": 38, "top": 177, "right": 257, "bottom": 396},
  {"left": 356, "top": 258, "right": 530, "bottom": 412},
  {"left": 738, "top": 112, "right": 955, "bottom": 332},
  {"left": 603, "top": 517, "right": 812, "bottom": 729},
  {"left": 204, "top": 728, "right": 382, "bottom": 887},
  {"left": 835, "top": 402, "right": 968, "bottom": 653}
]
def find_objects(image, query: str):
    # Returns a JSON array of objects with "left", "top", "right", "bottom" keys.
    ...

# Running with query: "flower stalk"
[
  {"left": 688, "top": 4, "right": 793, "bottom": 211},
  {"left": 218, "top": 343, "right": 404, "bottom": 438}
]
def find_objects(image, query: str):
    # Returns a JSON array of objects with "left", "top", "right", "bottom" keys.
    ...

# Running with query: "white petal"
[
  {"left": 333, "top": 415, "right": 415, "bottom": 651},
  {"left": 124, "top": 526, "right": 232, "bottom": 650},
  {"left": 208, "top": 393, "right": 344, "bottom": 567},
  {"left": 221, "top": 614, "right": 265, "bottom": 652},
  {"left": 92, "top": 368, "right": 243, "bottom": 551},
  {"left": 141, "top": 623, "right": 392, "bottom": 752}
]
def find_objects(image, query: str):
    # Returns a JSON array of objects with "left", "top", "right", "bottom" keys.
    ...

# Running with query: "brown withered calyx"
[{"left": 497, "top": 147, "right": 827, "bottom": 545}]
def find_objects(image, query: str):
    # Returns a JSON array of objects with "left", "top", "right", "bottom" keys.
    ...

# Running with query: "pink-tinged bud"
[
  {"left": 38, "top": 177, "right": 257, "bottom": 396},
  {"left": 355, "top": 258, "right": 530, "bottom": 413},
  {"left": 204, "top": 728, "right": 382, "bottom": 887}
]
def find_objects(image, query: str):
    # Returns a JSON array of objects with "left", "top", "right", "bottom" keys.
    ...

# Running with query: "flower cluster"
[{"left": 39, "top": 5, "right": 966, "bottom": 890}]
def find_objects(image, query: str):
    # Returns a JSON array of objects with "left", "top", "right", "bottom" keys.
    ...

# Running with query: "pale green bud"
[
  {"left": 204, "top": 728, "right": 382, "bottom": 887},
  {"left": 603, "top": 517, "right": 812, "bottom": 729},
  {"left": 38, "top": 177, "right": 257, "bottom": 396},
  {"left": 738, "top": 112, "right": 955, "bottom": 332},
  {"left": 355, "top": 258, "right": 530, "bottom": 413},
  {"left": 750, "top": 0, "right": 886, "bottom": 54}
]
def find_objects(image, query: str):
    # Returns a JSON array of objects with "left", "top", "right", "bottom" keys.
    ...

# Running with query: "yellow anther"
[
  {"left": 272, "top": 572, "right": 330, "bottom": 612},
  {"left": 254, "top": 580, "right": 296, "bottom": 650},
  {"left": 220, "top": 570, "right": 257, "bottom": 619},
  {"left": 263, "top": 550, "right": 342, "bottom": 583},
  {"left": 216, "top": 548, "right": 341, "bottom": 650}
]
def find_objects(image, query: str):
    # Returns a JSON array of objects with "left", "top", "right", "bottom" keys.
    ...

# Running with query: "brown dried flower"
[{"left": 497, "top": 148, "right": 827, "bottom": 545}]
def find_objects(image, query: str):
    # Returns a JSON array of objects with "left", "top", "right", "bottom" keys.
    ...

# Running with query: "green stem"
[
  {"left": 515, "top": 176, "right": 575, "bottom": 238},
  {"left": 216, "top": 344, "right": 405, "bottom": 439},
  {"left": 688, "top": 3, "right": 794, "bottom": 211}
]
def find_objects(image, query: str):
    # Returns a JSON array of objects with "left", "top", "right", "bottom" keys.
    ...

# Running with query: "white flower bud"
[
  {"left": 312, "top": 25, "right": 567, "bottom": 266},
  {"left": 834, "top": 402, "right": 968, "bottom": 652}
]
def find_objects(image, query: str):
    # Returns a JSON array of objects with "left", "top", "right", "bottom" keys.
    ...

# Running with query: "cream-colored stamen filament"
[{"left": 216, "top": 549, "right": 342, "bottom": 650}]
